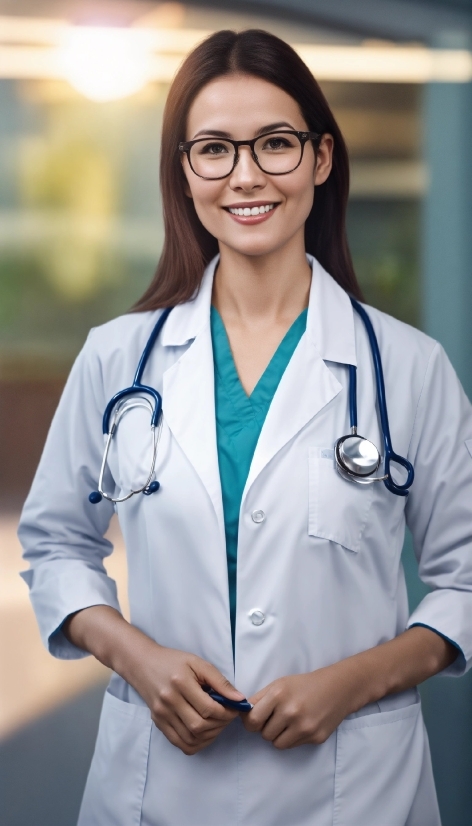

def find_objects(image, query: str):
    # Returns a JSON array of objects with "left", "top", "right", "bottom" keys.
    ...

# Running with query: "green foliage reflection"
[{"left": 347, "top": 199, "right": 420, "bottom": 330}]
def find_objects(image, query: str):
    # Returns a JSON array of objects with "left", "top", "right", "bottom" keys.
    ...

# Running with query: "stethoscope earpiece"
[
  {"left": 89, "top": 491, "right": 103, "bottom": 504},
  {"left": 144, "top": 480, "right": 160, "bottom": 495}
]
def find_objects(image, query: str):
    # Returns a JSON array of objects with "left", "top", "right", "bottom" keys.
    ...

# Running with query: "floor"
[{"left": 0, "top": 681, "right": 107, "bottom": 826}]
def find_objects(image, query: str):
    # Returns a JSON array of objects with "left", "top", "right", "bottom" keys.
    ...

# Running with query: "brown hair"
[{"left": 133, "top": 29, "right": 362, "bottom": 311}]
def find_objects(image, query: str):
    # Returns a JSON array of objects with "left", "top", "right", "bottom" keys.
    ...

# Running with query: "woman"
[{"left": 19, "top": 29, "right": 472, "bottom": 826}]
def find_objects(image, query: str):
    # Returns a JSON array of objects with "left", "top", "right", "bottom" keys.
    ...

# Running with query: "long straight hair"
[{"left": 133, "top": 29, "right": 362, "bottom": 311}]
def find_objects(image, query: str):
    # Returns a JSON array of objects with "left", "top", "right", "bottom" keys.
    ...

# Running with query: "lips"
[
  {"left": 227, "top": 203, "right": 275, "bottom": 216},
  {"left": 222, "top": 202, "right": 280, "bottom": 224}
]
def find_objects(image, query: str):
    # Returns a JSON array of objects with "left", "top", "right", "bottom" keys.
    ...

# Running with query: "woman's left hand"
[
  {"left": 241, "top": 663, "right": 358, "bottom": 750},
  {"left": 242, "top": 628, "right": 458, "bottom": 750}
]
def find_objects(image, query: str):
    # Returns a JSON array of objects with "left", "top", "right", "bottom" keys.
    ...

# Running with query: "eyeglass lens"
[{"left": 189, "top": 132, "right": 303, "bottom": 178}]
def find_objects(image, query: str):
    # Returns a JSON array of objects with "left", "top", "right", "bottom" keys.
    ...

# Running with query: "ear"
[{"left": 313, "top": 134, "right": 334, "bottom": 186}]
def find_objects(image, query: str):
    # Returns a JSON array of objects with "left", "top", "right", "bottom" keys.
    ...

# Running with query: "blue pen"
[{"left": 202, "top": 685, "right": 253, "bottom": 712}]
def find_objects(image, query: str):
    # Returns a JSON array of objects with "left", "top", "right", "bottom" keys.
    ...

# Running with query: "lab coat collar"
[
  {"left": 161, "top": 256, "right": 224, "bottom": 540},
  {"left": 160, "top": 256, "right": 218, "bottom": 347},
  {"left": 161, "top": 253, "right": 357, "bottom": 368},
  {"left": 305, "top": 253, "right": 357, "bottom": 367}
]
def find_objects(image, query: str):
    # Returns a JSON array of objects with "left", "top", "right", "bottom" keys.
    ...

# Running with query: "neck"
[{"left": 212, "top": 232, "right": 311, "bottom": 326}]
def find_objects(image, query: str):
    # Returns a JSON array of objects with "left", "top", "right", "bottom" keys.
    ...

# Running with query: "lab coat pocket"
[
  {"left": 78, "top": 689, "right": 152, "bottom": 826},
  {"left": 308, "top": 447, "right": 373, "bottom": 553},
  {"left": 333, "top": 691, "right": 424, "bottom": 826}
]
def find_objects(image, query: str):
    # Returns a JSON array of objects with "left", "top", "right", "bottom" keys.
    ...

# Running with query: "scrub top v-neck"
[{"left": 210, "top": 306, "right": 308, "bottom": 649}]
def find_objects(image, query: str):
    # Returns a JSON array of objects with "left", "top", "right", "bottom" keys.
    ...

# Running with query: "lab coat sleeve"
[
  {"left": 405, "top": 342, "right": 472, "bottom": 675},
  {"left": 18, "top": 329, "right": 120, "bottom": 659}
]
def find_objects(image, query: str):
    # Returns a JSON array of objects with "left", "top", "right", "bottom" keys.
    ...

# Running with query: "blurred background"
[{"left": 0, "top": 1, "right": 471, "bottom": 824}]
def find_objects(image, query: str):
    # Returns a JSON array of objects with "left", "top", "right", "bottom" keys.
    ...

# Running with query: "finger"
[
  {"left": 182, "top": 676, "right": 241, "bottom": 722},
  {"left": 190, "top": 659, "right": 245, "bottom": 705},
  {"left": 156, "top": 719, "right": 201, "bottom": 755},
  {"left": 181, "top": 681, "right": 240, "bottom": 723},
  {"left": 158, "top": 709, "right": 202, "bottom": 747},
  {"left": 247, "top": 687, "right": 269, "bottom": 706},
  {"left": 260, "top": 713, "right": 287, "bottom": 742},
  {"left": 163, "top": 723, "right": 219, "bottom": 755},
  {"left": 243, "top": 692, "right": 278, "bottom": 733},
  {"left": 272, "top": 728, "right": 305, "bottom": 750},
  {"left": 156, "top": 710, "right": 224, "bottom": 749},
  {"left": 165, "top": 665, "right": 237, "bottom": 724},
  {"left": 164, "top": 689, "right": 232, "bottom": 742},
  {"left": 175, "top": 702, "right": 231, "bottom": 740}
]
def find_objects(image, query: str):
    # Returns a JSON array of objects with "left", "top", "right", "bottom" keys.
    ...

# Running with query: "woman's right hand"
[
  {"left": 132, "top": 643, "right": 243, "bottom": 755},
  {"left": 64, "top": 605, "right": 243, "bottom": 755}
]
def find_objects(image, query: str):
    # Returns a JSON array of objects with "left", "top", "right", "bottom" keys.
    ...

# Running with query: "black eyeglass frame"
[{"left": 178, "top": 130, "right": 322, "bottom": 180}]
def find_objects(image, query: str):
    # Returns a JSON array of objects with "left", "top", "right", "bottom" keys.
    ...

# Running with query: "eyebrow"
[{"left": 191, "top": 121, "right": 296, "bottom": 139}]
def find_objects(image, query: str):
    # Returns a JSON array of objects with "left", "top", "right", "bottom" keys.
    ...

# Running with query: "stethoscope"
[
  {"left": 88, "top": 307, "right": 172, "bottom": 505},
  {"left": 89, "top": 298, "right": 414, "bottom": 505},
  {"left": 337, "top": 298, "right": 414, "bottom": 496}
]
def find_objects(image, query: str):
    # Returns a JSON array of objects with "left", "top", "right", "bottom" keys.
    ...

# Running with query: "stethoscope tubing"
[
  {"left": 349, "top": 298, "right": 414, "bottom": 496},
  {"left": 96, "top": 398, "right": 162, "bottom": 503},
  {"left": 101, "top": 307, "right": 173, "bottom": 434},
  {"left": 89, "top": 308, "right": 174, "bottom": 504}
]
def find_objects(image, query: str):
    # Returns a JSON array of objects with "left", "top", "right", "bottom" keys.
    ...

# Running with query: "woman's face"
[{"left": 182, "top": 74, "right": 334, "bottom": 259}]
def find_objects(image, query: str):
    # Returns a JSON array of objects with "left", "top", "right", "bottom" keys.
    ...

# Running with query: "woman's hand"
[
  {"left": 64, "top": 605, "right": 244, "bottom": 755},
  {"left": 242, "top": 664, "right": 353, "bottom": 749},
  {"left": 242, "top": 627, "right": 458, "bottom": 750},
  {"left": 133, "top": 644, "right": 243, "bottom": 755}
]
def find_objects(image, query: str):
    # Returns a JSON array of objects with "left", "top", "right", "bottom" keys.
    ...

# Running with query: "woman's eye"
[
  {"left": 262, "top": 137, "right": 292, "bottom": 152},
  {"left": 200, "top": 142, "right": 229, "bottom": 156}
]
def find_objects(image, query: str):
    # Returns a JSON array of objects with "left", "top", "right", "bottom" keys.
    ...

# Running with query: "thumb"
[{"left": 195, "top": 659, "right": 245, "bottom": 700}]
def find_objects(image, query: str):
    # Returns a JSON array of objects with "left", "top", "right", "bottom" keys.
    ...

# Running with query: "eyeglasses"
[{"left": 179, "top": 130, "right": 321, "bottom": 180}]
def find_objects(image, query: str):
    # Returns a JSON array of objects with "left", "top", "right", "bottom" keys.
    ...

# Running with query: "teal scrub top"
[{"left": 210, "top": 306, "right": 308, "bottom": 647}]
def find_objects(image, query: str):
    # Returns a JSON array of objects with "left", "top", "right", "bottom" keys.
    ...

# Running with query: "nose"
[{"left": 229, "top": 145, "right": 266, "bottom": 191}]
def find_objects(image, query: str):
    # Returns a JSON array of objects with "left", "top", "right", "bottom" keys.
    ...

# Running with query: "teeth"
[{"left": 228, "top": 204, "right": 275, "bottom": 216}]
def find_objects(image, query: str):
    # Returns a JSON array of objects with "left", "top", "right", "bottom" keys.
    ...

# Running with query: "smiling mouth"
[{"left": 224, "top": 203, "right": 277, "bottom": 216}]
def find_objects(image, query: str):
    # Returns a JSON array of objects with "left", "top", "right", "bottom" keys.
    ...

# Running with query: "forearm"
[
  {"left": 63, "top": 605, "right": 242, "bottom": 756},
  {"left": 63, "top": 605, "right": 158, "bottom": 686},
  {"left": 340, "top": 626, "right": 457, "bottom": 714}
]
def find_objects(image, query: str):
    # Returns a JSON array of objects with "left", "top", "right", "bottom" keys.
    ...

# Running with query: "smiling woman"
[
  {"left": 133, "top": 28, "right": 360, "bottom": 311},
  {"left": 18, "top": 28, "right": 472, "bottom": 826}
]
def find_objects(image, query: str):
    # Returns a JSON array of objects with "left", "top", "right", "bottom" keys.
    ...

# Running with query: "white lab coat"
[{"left": 19, "top": 255, "right": 472, "bottom": 826}]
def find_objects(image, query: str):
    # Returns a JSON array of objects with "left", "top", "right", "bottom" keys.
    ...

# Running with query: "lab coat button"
[
  {"left": 248, "top": 609, "right": 265, "bottom": 626},
  {"left": 251, "top": 509, "right": 266, "bottom": 523}
]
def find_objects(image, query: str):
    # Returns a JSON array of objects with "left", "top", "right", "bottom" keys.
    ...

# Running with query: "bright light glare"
[
  {"left": 60, "top": 27, "right": 154, "bottom": 101},
  {"left": 296, "top": 44, "right": 472, "bottom": 83},
  {"left": 1, "top": 16, "right": 472, "bottom": 91}
]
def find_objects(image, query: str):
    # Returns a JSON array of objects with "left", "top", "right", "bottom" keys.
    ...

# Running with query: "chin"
[{"left": 224, "top": 236, "right": 288, "bottom": 258}]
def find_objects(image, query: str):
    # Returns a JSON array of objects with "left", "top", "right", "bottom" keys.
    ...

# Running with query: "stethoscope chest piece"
[{"left": 335, "top": 432, "right": 384, "bottom": 485}]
